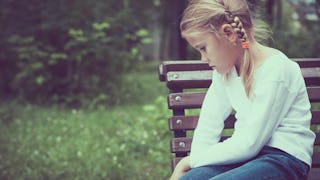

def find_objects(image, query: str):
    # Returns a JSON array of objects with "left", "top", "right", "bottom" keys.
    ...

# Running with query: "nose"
[{"left": 201, "top": 54, "right": 209, "bottom": 63}]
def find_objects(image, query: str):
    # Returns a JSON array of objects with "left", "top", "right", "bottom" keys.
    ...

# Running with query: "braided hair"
[
  {"left": 225, "top": 11, "right": 249, "bottom": 48},
  {"left": 224, "top": 10, "right": 253, "bottom": 96}
]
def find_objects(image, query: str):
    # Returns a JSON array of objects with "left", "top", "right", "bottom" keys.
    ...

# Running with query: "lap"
[
  {"left": 180, "top": 146, "right": 309, "bottom": 180},
  {"left": 179, "top": 164, "right": 235, "bottom": 180},
  {"left": 211, "top": 150, "right": 309, "bottom": 180}
]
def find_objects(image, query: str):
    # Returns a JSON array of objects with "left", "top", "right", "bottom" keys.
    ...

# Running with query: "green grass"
[
  {"left": 0, "top": 61, "right": 173, "bottom": 180},
  {"left": 0, "top": 102, "right": 172, "bottom": 179}
]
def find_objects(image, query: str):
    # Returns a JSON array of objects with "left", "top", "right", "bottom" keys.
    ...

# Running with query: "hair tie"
[{"left": 241, "top": 41, "right": 250, "bottom": 49}]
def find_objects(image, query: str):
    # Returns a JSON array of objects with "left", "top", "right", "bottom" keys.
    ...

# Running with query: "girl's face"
[{"left": 186, "top": 30, "right": 242, "bottom": 75}]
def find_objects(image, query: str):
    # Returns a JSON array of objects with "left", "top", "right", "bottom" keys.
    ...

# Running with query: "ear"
[{"left": 219, "top": 24, "right": 238, "bottom": 44}]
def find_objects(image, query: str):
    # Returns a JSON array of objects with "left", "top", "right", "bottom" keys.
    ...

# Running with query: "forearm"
[
  {"left": 190, "top": 138, "right": 256, "bottom": 167},
  {"left": 177, "top": 156, "right": 191, "bottom": 172}
]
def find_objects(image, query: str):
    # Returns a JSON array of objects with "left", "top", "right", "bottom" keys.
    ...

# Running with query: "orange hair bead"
[{"left": 241, "top": 41, "right": 249, "bottom": 49}]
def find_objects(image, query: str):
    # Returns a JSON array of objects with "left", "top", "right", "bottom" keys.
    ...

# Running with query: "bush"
[
  {"left": 0, "top": 0, "right": 157, "bottom": 107},
  {"left": 4, "top": 23, "right": 152, "bottom": 107}
]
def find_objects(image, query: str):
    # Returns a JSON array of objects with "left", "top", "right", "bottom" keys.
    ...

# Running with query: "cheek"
[
  {"left": 213, "top": 49, "right": 236, "bottom": 74},
  {"left": 214, "top": 49, "right": 235, "bottom": 66},
  {"left": 207, "top": 40, "right": 236, "bottom": 67}
]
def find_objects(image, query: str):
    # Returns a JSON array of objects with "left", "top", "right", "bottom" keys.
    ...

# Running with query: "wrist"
[{"left": 179, "top": 156, "right": 191, "bottom": 171}]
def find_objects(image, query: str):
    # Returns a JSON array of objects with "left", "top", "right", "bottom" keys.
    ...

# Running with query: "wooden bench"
[{"left": 158, "top": 58, "right": 320, "bottom": 180}]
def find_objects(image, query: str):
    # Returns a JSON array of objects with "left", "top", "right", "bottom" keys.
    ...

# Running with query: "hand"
[{"left": 170, "top": 156, "right": 191, "bottom": 180}]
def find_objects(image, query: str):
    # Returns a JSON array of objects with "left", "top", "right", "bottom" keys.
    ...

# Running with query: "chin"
[{"left": 216, "top": 68, "right": 231, "bottom": 75}]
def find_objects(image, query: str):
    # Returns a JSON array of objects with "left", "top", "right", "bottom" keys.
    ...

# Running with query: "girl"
[{"left": 170, "top": 0, "right": 316, "bottom": 180}]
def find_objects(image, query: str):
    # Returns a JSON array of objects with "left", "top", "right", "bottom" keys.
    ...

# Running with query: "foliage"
[
  {"left": 266, "top": 0, "right": 319, "bottom": 57},
  {"left": 0, "top": 0, "right": 156, "bottom": 107},
  {"left": 1, "top": 0, "right": 319, "bottom": 107},
  {"left": 259, "top": 0, "right": 320, "bottom": 57},
  {"left": 5, "top": 25, "right": 151, "bottom": 106}
]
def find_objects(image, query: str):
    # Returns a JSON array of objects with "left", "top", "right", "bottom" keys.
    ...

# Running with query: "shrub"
[{"left": 5, "top": 23, "right": 152, "bottom": 107}]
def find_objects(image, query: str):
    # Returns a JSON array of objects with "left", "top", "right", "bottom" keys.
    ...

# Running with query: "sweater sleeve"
[
  {"left": 189, "top": 70, "right": 233, "bottom": 165},
  {"left": 190, "top": 79, "right": 295, "bottom": 168}
]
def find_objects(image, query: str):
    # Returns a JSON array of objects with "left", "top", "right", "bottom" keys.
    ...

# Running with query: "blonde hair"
[{"left": 180, "top": 0, "right": 270, "bottom": 97}]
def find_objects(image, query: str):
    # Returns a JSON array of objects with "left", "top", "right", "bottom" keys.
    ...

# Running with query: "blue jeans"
[{"left": 180, "top": 146, "right": 309, "bottom": 180}]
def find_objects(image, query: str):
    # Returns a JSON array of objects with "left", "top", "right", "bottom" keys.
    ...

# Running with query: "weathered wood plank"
[
  {"left": 169, "top": 115, "right": 236, "bottom": 130},
  {"left": 166, "top": 68, "right": 320, "bottom": 89},
  {"left": 169, "top": 111, "right": 319, "bottom": 131},
  {"left": 160, "top": 59, "right": 320, "bottom": 78},
  {"left": 168, "top": 87, "right": 320, "bottom": 109}
]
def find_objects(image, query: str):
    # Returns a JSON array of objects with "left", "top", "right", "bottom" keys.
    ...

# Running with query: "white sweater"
[{"left": 189, "top": 51, "right": 316, "bottom": 168}]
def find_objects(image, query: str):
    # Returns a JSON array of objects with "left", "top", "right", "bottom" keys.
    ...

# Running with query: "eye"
[{"left": 199, "top": 47, "right": 206, "bottom": 52}]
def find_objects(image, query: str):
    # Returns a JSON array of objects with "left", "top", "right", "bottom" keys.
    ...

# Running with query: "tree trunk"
[
  {"left": 275, "top": 0, "right": 283, "bottom": 29},
  {"left": 315, "top": 1, "right": 320, "bottom": 20},
  {"left": 247, "top": 0, "right": 258, "bottom": 14},
  {"left": 168, "top": 0, "right": 187, "bottom": 60},
  {"left": 266, "top": 0, "right": 275, "bottom": 26}
]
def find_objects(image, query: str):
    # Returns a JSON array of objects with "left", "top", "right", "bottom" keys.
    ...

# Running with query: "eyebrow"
[
  {"left": 188, "top": 38, "right": 205, "bottom": 50},
  {"left": 194, "top": 43, "right": 204, "bottom": 49}
]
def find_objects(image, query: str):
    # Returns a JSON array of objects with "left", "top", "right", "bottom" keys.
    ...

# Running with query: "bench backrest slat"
[
  {"left": 169, "top": 110, "right": 320, "bottom": 131},
  {"left": 168, "top": 87, "right": 320, "bottom": 109},
  {"left": 165, "top": 68, "right": 320, "bottom": 90},
  {"left": 160, "top": 59, "right": 320, "bottom": 75}
]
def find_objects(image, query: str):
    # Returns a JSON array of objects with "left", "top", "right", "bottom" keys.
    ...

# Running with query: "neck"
[{"left": 234, "top": 39, "right": 263, "bottom": 76}]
